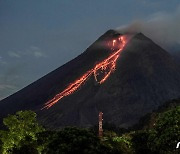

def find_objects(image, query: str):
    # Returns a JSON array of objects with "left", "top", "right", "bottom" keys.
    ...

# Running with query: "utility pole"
[{"left": 99, "top": 112, "right": 103, "bottom": 138}]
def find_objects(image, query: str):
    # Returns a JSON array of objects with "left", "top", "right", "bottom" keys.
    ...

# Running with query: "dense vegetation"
[{"left": 0, "top": 99, "right": 179, "bottom": 154}]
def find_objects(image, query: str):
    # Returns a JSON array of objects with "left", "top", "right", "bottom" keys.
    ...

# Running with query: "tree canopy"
[
  {"left": 0, "top": 110, "right": 44, "bottom": 154},
  {"left": 0, "top": 101, "right": 179, "bottom": 154},
  {"left": 148, "top": 106, "right": 180, "bottom": 153}
]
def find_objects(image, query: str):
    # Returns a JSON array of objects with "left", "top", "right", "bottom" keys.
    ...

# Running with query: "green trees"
[
  {"left": 0, "top": 138, "right": 2, "bottom": 154},
  {"left": 42, "top": 127, "right": 106, "bottom": 154},
  {"left": 131, "top": 130, "right": 152, "bottom": 154},
  {"left": 148, "top": 106, "right": 180, "bottom": 153},
  {"left": 42, "top": 127, "right": 133, "bottom": 154},
  {"left": 132, "top": 106, "right": 180, "bottom": 154},
  {"left": 0, "top": 110, "right": 44, "bottom": 154},
  {"left": 0, "top": 104, "right": 179, "bottom": 154},
  {"left": 102, "top": 131, "right": 133, "bottom": 154}
]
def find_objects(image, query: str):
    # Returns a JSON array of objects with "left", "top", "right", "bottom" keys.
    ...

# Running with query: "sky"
[{"left": 0, "top": 0, "right": 180, "bottom": 100}]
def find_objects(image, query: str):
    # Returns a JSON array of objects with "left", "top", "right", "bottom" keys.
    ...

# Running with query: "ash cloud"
[{"left": 117, "top": 6, "right": 180, "bottom": 49}]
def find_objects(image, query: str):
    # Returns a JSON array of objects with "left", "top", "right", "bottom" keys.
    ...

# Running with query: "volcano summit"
[{"left": 0, "top": 30, "right": 180, "bottom": 128}]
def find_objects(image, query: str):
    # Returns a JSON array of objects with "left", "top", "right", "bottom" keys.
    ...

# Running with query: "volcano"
[{"left": 0, "top": 30, "right": 180, "bottom": 128}]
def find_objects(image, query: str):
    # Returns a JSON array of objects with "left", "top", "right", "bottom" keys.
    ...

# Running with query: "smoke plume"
[{"left": 117, "top": 7, "right": 180, "bottom": 49}]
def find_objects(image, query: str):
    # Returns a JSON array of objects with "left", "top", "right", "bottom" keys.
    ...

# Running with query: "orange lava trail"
[{"left": 42, "top": 35, "right": 127, "bottom": 109}]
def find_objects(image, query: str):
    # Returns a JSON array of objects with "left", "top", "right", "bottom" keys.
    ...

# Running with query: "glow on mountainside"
[{"left": 42, "top": 35, "right": 127, "bottom": 109}]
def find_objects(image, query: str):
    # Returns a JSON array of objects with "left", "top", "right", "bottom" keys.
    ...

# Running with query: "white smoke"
[{"left": 117, "top": 6, "right": 180, "bottom": 48}]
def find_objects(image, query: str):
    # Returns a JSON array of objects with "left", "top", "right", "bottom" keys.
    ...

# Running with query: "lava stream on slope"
[{"left": 43, "top": 35, "right": 128, "bottom": 109}]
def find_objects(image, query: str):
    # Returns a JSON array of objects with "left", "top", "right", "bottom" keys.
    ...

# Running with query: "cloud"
[
  {"left": 0, "top": 84, "right": 16, "bottom": 91},
  {"left": 0, "top": 56, "right": 7, "bottom": 65},
  {"left": 33, "top": 51, "right": 45, "bottom": 58},
  {"left": 0, "top": 84, "right": 18, "bottom": 100},
  {"left": 8, "top": 51, "right": 21, "bottom": 58},
  {"left": 0, "top": 82, "right": 18, "bottom": 100},
  {"left": 0, "top": 73, "right": 22, "bottom": 100},
  {"left": 7, "top": 46, "right": 47, "bottom": 58},
  {"left": 1, "top": 45, "right": 48, "bottom": 100},
  {"left": 29, "top": 46, "right": 47, "bottom": 58},
  {"left": 117, "top": 5, "right": 180, "bottom": 48}
]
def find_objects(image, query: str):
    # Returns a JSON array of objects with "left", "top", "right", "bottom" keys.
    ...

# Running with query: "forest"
[{"left": 0, "top": 99, "right": 179, "bottom": 154}]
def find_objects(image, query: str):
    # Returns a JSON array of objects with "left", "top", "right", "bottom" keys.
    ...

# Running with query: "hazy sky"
[{"left": 0, "top": 0, "right": 180, "bottom": 100}]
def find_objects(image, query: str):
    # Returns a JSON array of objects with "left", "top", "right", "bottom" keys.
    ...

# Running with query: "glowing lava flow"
[{"left": 42, "top": 35, "right": 127, "bottom": 109}]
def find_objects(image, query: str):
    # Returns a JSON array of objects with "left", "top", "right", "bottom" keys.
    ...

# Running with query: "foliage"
[
  {"left": 131, "top": 130, "right": 152, "bottom": 154},
  {"left": 148, "top": 106, "right": 180, "bottom": 154},
  {"left": 102, "top": 130, "right": 134, "bottom": 154},
  {"left": 0, "top": 137, "right": 2, "bottom": 154},
  {"left": 0, "top": 110, "right": 44, "bottom": 154},
  {"left": 131, "top": 98, "right": 180, "bottom": 131},
  {"left": 36, "top": 130, "right": 56, "bottom": 153},
  {"left": 92, "top": 122, "right": 128, "bottom": 135},
  {"left": 42, "top": 127, "right": 108, "bottom": 154},
  {"left": 131, "top": 105, "right": 180, "bottom": 154},
  {"left": 0, "top": 102, "right": 179, "bottom": 154}
]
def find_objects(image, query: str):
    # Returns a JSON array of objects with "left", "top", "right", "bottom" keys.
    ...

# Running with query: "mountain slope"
[{"left": 0, "top": 30, "right": 180, "bottom": 128}]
